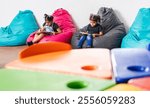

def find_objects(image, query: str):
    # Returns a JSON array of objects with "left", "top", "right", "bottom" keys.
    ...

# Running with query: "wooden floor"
[{"left": 0, "top": 46, "right": 27, "bottom": 68}]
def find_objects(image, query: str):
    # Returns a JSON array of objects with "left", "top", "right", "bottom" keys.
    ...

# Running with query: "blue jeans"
[{"left": 78, "top": 34, "right": 93, "bottom": 48}]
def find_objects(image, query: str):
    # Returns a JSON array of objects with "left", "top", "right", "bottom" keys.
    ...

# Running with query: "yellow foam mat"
[{"left": 106, "top": 84, "right": 143, "bottom": 91}]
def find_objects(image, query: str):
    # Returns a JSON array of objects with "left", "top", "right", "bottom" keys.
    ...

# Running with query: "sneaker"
[
  {"left": 77, "top": 46, "right": 82, "bottom": 49},
  {"left": 86, "top": 46, "right": 92, "bottom": 48},
  {"left": 27, "top": 41, "right": 33, "bottom": 46}
]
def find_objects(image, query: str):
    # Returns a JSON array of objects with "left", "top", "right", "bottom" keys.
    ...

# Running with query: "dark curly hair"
[
  {"left": 89, "top": 14, "right": 100, "bottom": 23},
  {"left": 44, "top": 14, "right": 53, "bottom": 22},
  {"left": 43, "top": 14, "right": 54, "bottom": 26}
]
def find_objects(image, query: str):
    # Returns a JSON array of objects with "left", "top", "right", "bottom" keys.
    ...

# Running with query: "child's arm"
[
  {"left": 52, "top": 28, "right": 62, "bottom": 35},
  {"left": 36, "top": 27, "right": 45, "bottom": 34},
  {"left": 92, "top": 32, "right": 103, "bottom": 37},
  {"left": 92, "top": 25, "right": 103, "bottom": 37},
  {"left": 99, "top": 31, "right": 103, "bottom": 36}
]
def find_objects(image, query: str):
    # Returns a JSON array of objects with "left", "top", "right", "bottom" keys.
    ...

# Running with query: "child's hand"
[
  {"left": 92, "top": 34, "right": 97, "bottom": 38},
  {"left": 36, "top": 29, "right": 41, "bottom": 34},
  {"left": 38, "top": 27, "right": 45, "bottom": 32},
  {"left": 52, "top": 32, "right": 56, "bottom": 35},
  {"left": 38, "top": 29, "right": 42, "bottom": 32}
]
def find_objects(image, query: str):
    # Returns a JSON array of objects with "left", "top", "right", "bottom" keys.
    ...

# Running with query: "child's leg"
[
  {"left": 86, "top": 34, "right": 93, "bottom": 47},
  {"left": 32, "top": 33, "right": 45, "bottom": 43},
  {"left": 77, "top": 35, "right": 86, "bottom": 48}
]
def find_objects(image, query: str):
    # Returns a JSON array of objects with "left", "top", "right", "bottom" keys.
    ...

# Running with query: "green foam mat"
[{"left": 0, "top": 69, "right": 115, "bottom": 91}]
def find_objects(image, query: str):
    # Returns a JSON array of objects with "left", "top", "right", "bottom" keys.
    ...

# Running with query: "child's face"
[
  {"left": 90, "top": 20, "right": 97, "bottom": 27},
  {"left": 45, "top": 19, "right": 52, "bottom": 26}
]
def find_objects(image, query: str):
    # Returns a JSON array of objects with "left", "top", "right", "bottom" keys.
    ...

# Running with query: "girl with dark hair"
[
  {"left": 78, "top": 14, "right": 103, "bottom": 48},
  {"left": 27, "top": 14, "right": 61, "bottom": 46}
]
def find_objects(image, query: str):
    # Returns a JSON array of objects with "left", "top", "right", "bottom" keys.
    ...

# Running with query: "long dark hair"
[{"left": 89, "top": 14, "right": 100, "bottom": 23}]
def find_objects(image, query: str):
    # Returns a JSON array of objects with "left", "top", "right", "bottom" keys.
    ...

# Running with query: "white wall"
[{"left": 0, "top": 0, "right": 150, "bottom": 31}]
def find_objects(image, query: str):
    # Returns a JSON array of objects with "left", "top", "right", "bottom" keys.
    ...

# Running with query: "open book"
[{"left": 40, "top": 31, "right": 53, "bottom": 35}]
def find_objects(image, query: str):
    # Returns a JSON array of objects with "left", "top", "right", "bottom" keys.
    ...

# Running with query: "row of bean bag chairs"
[
  {"left": 27, "top": 8, "right": 76, "bottom": 44},
  {"left": 2, "top": 8, "right": 149, "bottom": 48},
  {"left": 121, "top": 8, "right": 150, "bottom": 48},
  {"left": 0, "top": 10, "right": 39, "bottom": 46},
  {"left": 0, "top": 8, "right": 76, "bottom": 46},
  {"left": 71, "top": 7, "right": 126, "bottom": 49}
]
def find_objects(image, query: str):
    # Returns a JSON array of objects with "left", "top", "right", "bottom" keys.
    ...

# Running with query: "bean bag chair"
[
  {"left": 0, "top": 10, "right": 39, "bottom": 46},
  {"left": 71, "top": 7, "right": 126, "bottom": 49},
  {"left": 27, "top": 8, "right": 76, "bottom": 44},
  {"left": 148, "top": 43, "right": 150, "bottom": 51},
  {"left": 121, "top": 8, "right": 150, "bottom": 48}
]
